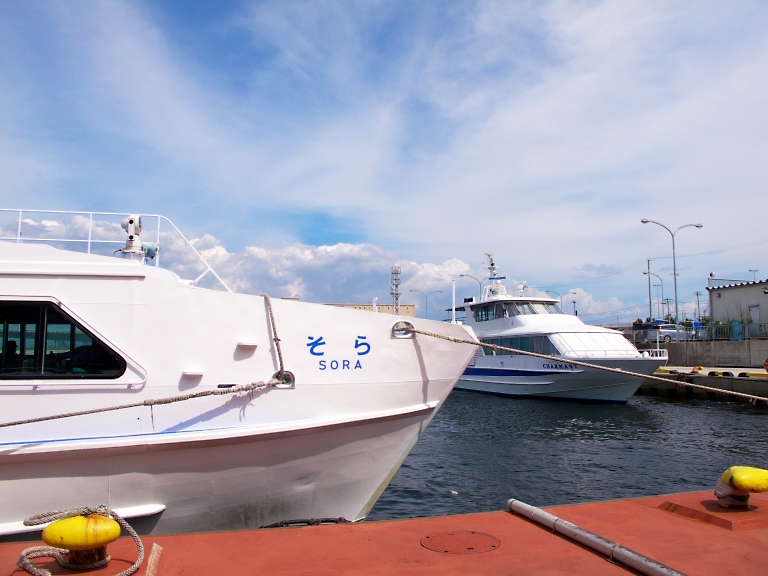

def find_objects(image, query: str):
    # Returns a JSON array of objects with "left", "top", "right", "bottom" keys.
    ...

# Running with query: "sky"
[{"left": 1, "top": 1, "right": 766, "bottom": 324}]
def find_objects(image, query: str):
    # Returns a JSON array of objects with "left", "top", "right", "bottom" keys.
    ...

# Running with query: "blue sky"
[{"left": 1, "top": 1, "right": 767, "bottom": 323}]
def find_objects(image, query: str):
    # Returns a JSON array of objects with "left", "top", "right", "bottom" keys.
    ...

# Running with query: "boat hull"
[
  {"left": 1, "top": 405, "right": 440, "bottom": 536},
  {"left": 0, "top": 238, "right": 479, "bottom": 537},
  {"left": 456, "top": 357, "right": 664, "bottom": 403}
]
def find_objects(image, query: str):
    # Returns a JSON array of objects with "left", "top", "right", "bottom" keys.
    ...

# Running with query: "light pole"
[
  {"left": 641, "top": 219, "right": 703, "bottom": 324},
  {"left": 546, "top": 290, "right": 563, "bottom": 306},
  {"left": 750, "top": 269, "right": 758, "bottom": 282},
  {"left": 409, "top": 289, "right": 443, "bottom": 319},
  {"left": 546, "top": 290, "right": 575, "bottom": 309},
  {"left": 643, "top": 271, "right": 663, "bottom": 321},
  {"left": 653, "top": 284, "right": 661, "bottom": 319},
  {"left": 459, "top": 274, "right": 482, "bottom": 300},
  {"left": 572, "top": 300, "right": 577, "bottom": 316}
]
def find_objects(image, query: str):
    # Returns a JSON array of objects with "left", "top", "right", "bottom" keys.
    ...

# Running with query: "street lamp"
[
  {"left": 641, "top": 219, "right": 703, "bottom": 324},
  {"left": 643, "top": 271, "right": 663, "bottom": 321},
  {"left": 572, "top": 299, "right": 577, "bottom": 316},
  {"left": 459, "top": 274, "right": 482, "bottom": 300},
  {"left": 750, "top": 269, "right": 758, "bottom": 282},
  {"left": 546, "top": 290, "right": 575, "bottom": 309},
  {"left": 409, "top": 289, "right": 443, "bottom": 319}
]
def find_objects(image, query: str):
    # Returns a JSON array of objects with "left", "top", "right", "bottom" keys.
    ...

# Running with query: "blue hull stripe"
[{"left": 463, "top": 367, "right": 578, "bottom": 377}]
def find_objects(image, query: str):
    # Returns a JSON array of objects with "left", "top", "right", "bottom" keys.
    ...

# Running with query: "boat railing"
[
  {"left": 562, "top": 349, "right": 662, "bottom": 359},
  {"left": 0, "top": 208, "right": 231, "bottom": 292},
  {"left": 640, "top": 348, "right": 669, "bottom": 359}
]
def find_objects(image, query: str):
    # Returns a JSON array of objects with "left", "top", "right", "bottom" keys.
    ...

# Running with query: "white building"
[{"left": 707, "top": 277, "right": 768, "bottom": 327}]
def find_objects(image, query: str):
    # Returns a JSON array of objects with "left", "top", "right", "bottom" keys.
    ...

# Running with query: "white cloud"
[{"left": 1, "top": 1, "right": 766, "bottom": 323}]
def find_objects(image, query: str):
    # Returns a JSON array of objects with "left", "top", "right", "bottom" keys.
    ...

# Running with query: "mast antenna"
[{"left": 390, "top": 266, "right": 401, "bottom": 315}]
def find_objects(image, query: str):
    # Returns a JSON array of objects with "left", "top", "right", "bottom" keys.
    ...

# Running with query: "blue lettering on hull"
[{"left": 319, "top": 360, "right": 363, "bottom": 370}]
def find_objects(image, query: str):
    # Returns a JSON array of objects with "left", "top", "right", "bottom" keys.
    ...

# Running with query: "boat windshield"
[
  {"left": 474, "top": 300, "right": 565, "bottom": 322},
  {"left": 505, "top": 302, "right": 563, "bottom": 316},
  {"left": 532, "top": 302, "right": 564, "bottom": 314}
]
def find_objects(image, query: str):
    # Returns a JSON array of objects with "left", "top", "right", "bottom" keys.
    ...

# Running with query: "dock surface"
[{"left": 4, "top": 490, "right": 768, "bottom": 575}]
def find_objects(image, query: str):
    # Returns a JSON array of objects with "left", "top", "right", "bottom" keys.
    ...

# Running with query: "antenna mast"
[
  {"left": 390, "top": 266, "right": 401, "bottom": 315},
  {"left": 485, "top": 252, "right": 497, "bottom": 278}
]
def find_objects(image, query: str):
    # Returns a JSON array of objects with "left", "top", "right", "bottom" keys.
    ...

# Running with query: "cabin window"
[
  {"left": 481, "top": 335, "right": 560, "bottom": 356},
  {"left": 474, "top": 305, "right": 492, "bottom": 322},
  {"left": 0, "top": 301, "right": 126, "bottom": 379}
]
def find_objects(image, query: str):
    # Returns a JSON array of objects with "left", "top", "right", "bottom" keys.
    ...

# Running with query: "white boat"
[
  {"left": 454, "top": 254, "right": 667, "bottom": 403},
  {"left": 0, "top": 209, "right": 478, "bottom": 537}
]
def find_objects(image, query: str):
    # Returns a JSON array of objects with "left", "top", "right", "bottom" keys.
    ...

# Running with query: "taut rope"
[{"left": 408, "top": 327, "right": 768, "bottom": 404}]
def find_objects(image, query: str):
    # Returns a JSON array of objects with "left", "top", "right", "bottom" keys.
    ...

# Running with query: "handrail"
[{"left": 0, "top": 208, "right": 231, "bottom": 292}]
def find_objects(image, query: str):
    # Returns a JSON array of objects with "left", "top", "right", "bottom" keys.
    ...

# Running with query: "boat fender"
[{"left": 714, "top": 465, "right": 768, "bottom": 508}]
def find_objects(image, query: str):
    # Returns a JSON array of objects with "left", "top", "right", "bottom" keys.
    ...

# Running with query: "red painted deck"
[{"left": 5, "top": 490, "right": 768, "bottom": 575}]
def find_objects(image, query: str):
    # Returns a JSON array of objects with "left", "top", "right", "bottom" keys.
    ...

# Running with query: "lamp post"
[
  {"left": 572, "top": 299, "right": 577, "bottom": 316},
  {"left": 459, "top": 274, "right": 482, "bottom": 300},
  {"left": 409, "top": 289, "right": 443, "bottom": 319},
  {"left": 750, "top": 269, "right": 758, "bottom": 282},
  {"left": 546, "top": 290, "right": 575, "bottom": 309},
  {"left": 641, "top": 219, "right": 703, "bottom": 325},
  {"left": 643, "top": 271, "right": 663, "bottom": 321},
  {"left": 545, "top": 290, "right": 563, "bottom": 306}
]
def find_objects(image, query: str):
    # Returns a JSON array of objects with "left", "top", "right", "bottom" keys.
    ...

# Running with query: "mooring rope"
[
  {"left": 407, "top": 326, "right": 768, "bottom": 404},
  {"left": 0, "top": 379, "right": 277, "bottom": 429},
  {"left": 17, "top": 505, "right": 144, "bottom": 576},
  {"left": 260, "top": 293, "right": 285, "bottom": 379},
  {"left": 1, "top": 293, "right": 287, "bottom": 429}
]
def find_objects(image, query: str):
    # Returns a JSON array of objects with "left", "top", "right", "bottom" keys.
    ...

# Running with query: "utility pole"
[
  {"left": 694, "top": 291, "right": 702, "bottom": 322},
  {"left": 646, "top": 259, "right": 652, "bottom": 321}
]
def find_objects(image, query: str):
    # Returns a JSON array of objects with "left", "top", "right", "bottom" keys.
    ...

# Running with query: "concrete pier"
[{"left": 637, "top": 366, "right": 768, "bottom": 403}]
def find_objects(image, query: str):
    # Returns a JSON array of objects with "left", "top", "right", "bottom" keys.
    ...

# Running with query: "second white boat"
[{"left": 454, "top": 254, "right": 667, "bottom": 403}]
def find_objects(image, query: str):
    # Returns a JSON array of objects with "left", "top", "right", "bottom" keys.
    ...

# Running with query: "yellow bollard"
[
  {"left": 42, "top": 514, "right": 121, "bottom": 566},
  {"left": 714, "top": 466, "right": 768, "bottom": 508}
]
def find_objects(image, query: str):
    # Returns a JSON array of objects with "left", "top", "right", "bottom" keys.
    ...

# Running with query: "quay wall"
[
  {"left": 637, "top": 373, "right": 768, "bottom": 403},
  {"left": 639, "top": 340, "right": 768, "bottom": 368}
]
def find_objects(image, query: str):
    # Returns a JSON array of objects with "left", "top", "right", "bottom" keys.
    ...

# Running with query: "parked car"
[{"left": 656, "top": 324, "right": 691, "bottom": 342}]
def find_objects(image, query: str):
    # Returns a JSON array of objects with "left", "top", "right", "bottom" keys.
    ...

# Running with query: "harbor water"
[{"left": 368, "top": 390, "right": 768, "bottom": 520}]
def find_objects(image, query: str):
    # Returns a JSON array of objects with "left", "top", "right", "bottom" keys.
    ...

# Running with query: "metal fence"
[
  {"left": 700, "top": 322, "right": 768, "bottom": 341},
  {"left": 624, "top": 323, "right": 768, "bottom": 343}
]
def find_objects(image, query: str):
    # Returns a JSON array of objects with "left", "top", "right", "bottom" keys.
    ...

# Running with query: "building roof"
[{"left": 706, "top": 279, "right": 768, "bottom": 291}]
